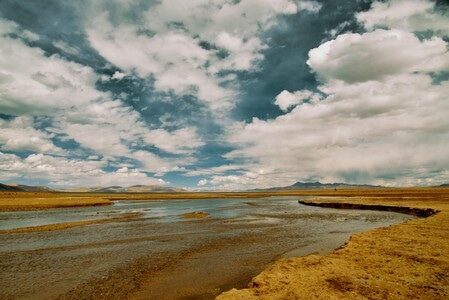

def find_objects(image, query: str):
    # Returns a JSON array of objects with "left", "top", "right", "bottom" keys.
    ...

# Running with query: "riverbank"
[
  {"left": 218, "top": 190, "right": 449, "bottom": 299},
  {"left": 1, "top": 189, "right": 448, "bottom": 298},
  {"left": 0, "top": 192, "right": 416, "bottom": 299},
  {"left": 0, "top": 192, "right": 112, "bottom": 210}
]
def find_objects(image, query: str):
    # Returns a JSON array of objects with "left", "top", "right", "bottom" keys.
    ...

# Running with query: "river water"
[{"left": 0, "top": 196, "right": 416, "bottom": 299}]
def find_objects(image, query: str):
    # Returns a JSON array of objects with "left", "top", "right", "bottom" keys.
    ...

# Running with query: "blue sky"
[{"left": 0, "top": 0, "right": 449, "bottom": 190}]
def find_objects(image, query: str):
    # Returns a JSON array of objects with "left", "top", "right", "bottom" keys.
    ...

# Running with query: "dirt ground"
[{"left": 217, "top": 188, "right": 449, "bottom": 299}]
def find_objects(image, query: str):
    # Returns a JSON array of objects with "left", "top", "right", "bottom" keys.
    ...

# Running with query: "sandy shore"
[{"left": 218, "top": 189, "right": 449, "bottom": 299}]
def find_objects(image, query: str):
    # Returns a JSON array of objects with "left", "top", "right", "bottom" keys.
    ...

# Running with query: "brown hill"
[{"left": 0, "top": 183, "right": 23, "bottom": 192}]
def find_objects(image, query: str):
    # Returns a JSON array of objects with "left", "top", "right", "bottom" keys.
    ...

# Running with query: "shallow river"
[{"left": 0, "top": 196, "right": 416, "bottom": 299}]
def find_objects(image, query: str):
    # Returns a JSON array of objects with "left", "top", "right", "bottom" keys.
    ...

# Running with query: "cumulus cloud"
[
  {"left": 226, "top": 73, "right": 449, "bottom": 187},
  {"left": 219, "top": 0, "right": 449, "bottom": 189},
  {"left": 274, "top": 89, "right": 321, "bottom": 111},
  {"left": 111, "top": 71, "right": 126, "bottom": 80},
  {"left": 187, "top": 164, "right": 243, "bottom": 177},
  {"left": 143, "top": 127, "right": 204, "bottom": 155},
  {"left": 3, "top": 0, "right": 446, "bottom": 190},
  {"left": 86, "top": 14, "right": 233, "bottom": 111},
  {"left": 198, "top": 168, "right": 273, "bottom": 190},
  {"left": 0, "top": 18, "right": 204, "bottom": 185},
  {"left": 297, "top": 1, "right": 322, "bottom": 13},
  {"left": 197, "top": 179, "right": 208, "bottom": 186},
  {"left": 357, "top": 0, "right": 449, "bottom": 37},
  {"left": 307, "top": 29, "right": 449, "bottom": 83},
  {"left": 0, "top": 152, "right": 166, "bottom": 187},
  {"left": 84, "top": 0, "right": 315, "bottom": 112},
  {"left": 132, "top": 150, "right": 186, "bottom": 176},
  {"left": 0, "top": 26, "right": 101, "bottom": 117},
  {"left": 0, "top": 117, "right": 65, "bottom": 155}
]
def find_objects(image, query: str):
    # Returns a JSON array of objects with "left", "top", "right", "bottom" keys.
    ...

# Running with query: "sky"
[{"left": 0, "top": 0, "right": 449, "bottom": 190}]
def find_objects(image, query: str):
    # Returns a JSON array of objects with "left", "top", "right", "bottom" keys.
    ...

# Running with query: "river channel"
[{"left": 0, "top": 196, "right": 416, "bottom": 299}]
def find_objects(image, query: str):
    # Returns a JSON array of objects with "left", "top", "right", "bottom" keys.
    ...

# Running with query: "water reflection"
[{"left": 0, "top": 196, "right": 417, "bottom": 299}]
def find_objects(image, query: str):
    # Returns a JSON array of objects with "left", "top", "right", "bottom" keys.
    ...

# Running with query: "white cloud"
[
  {"left": 84, "top": 0, "right": 307, "bottom": 112},
  {"left": 0, "top": 152, "right": 166, "bottom": 187},
  {"left": 0, "top": 18, "right": 205, "bottom": 183},
  {"left": 297, "top": 1, "right": 322, "bottom": 13},
  {"left": 64, "top": 123, "right": 131, "bottom": 157},
  {"left": 225, "top": 73, "right": 449, "bottom": 188},
  {"left": 0, "top": 117, "right": 65, "bottom": 155},
  {"left": 132, "top": 150, "right": 184, "bottom": 176},
  {"left": 307, "top": 29, "right": 449, "bottom": 83},
  {"left": 221, "top": 0, "right": 449, "bottom": 189},
  {"left": 197, "top": 179, "right": 208, "bottom": 186},
  {"left": 53, "top": 40, "right": 80, "bottom": 55},
  {"left": 200, "top": 167, "right": 280, "bottom": 190},
  {"left": 0, "top": 26, "right": 101, "bottom": 116},
  {"left": 271, "top": 0, "right": 298, "bottom": 14},
  {"left": 186, "top": 164, "right": 243, "bottom": 177},
  {"left": 86, "top": 14, "right": 233, "bottom": 110},
  {"left": 274, "top": 89, "right": 321, "bottom": 111},
  {"left": 357, "top": 0, "right": 449, "bottom": 37},
  {"left": 0, "top": 18, "right": 39, "bottom": 42},
  {"left": 141, "top": 0, "right": 300, "bottom": 40},
  {"left": 111, "top": 71, "right": 126, "bottom": 80},
  {"left": 143, "top": 127, "right": 204, "bottom": 155}
]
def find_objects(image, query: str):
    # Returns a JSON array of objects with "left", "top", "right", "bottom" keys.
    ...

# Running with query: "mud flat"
[{"left": 218, "top": 189, "right": 449, "bottom": 299}]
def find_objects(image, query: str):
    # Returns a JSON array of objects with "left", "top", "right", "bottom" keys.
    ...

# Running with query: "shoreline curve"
[
  {"left": 217, "top": 195, "right": 449, "bottom": 299},
  {"left": 297, "top": 199, "right": 438, "bottom": 217}
]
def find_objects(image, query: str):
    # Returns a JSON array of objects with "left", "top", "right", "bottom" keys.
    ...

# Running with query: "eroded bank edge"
[{"left": 297, "top": 200, "right": 438, "bottom": 217}]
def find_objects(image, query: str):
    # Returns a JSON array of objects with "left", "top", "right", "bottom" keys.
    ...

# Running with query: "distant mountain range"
[
  {"left": 0, "top": 183, "right": 185, "bottom": 193},
  {"left": 0, "top": 183, "right": 25, "bottom": 192},
  {"left": 253, "top": 181, "right": 383, "bottom": 191},
  {"left": 1, "top": 183, "right": 55, "bottom": 192},
  {"left": 2, "top": 182, "right": 448, "bottom": 193},
  {"left": 74, "top": 185, "right": 186, "bottom": 193}
]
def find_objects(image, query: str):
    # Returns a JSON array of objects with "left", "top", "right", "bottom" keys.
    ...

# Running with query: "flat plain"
[
  {"left": 218, "top": 188, "right": 449, "bottom": 299},
  {"left": 1, "top": 188, "right": 448, "bottom": 299}
]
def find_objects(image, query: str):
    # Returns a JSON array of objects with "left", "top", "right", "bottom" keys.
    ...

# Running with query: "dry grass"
[
  {"left": 2, "top": 188, "right": 449, "bottom": 298},
  {"left": 180, "top": 211, "right": 210, "bottom": 218},
  {"left": 1, "top": 187, "right": 448, "bottom": 210},
  {"left": 218, "top": 188, "right": 449, "bottom": 299},
  {"left": 0, "top": 192, "right": 112, "bottom": 210}
]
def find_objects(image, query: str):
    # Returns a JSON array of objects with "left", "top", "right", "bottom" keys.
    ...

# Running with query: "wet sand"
[
  {"left": 218, "top": 189, "right": 449, "bottom": 299},
  {"left": 0, "top": 193, "right": 415, "bottom": 299}
]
